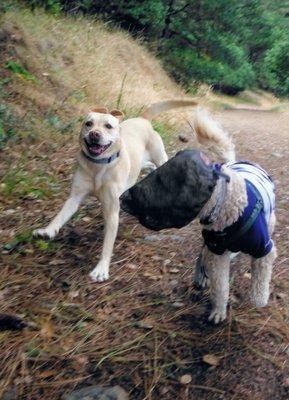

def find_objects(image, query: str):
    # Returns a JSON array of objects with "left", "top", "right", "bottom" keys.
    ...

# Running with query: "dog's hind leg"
[
  {"left": 33, "top": 168, "right": 91, "bottom": 239},
  {"left": 250, "top": 243, "right": 277, "bottom": 308},
  {"left": 89, "top": 186, "right": 120, "bottom": 282},
  {"left": 204, "top": 247, "right": 230, "bottom": 323},
  {"left": 194, "top": 246, "right": 210, "bottom": 288}
]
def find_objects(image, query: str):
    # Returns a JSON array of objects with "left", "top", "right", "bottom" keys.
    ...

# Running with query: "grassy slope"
[{"left": 0, "top": 7, "right": 184, "bottom": 131}]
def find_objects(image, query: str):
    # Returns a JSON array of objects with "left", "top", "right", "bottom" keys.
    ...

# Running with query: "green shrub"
[
  {"left": 263, "top": 40, "right": 289, "bottom": 96},
  {"left": 165, "top": 44, "right": 255, "bottom": 94},
  {"left": 24, "top": 0, "right": 61, "bottom": 14}
]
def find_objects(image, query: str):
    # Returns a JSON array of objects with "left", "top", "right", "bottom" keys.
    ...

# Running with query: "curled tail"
[
  {"left": 141, "top": 99, "right": 198, "bottom": 120},
  {"left": 193, "top": 109, "right": 235, "bottom": 163}
]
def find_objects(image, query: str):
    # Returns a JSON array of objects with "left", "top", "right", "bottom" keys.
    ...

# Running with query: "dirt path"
[{"left": 1, "top": 109, "right": 289, "bottom": 400}]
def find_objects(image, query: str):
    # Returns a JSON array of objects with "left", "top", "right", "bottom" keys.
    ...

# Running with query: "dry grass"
[
  {"left": 1, "top": 6, "right": 289, "bottom": 400},
  {"left": 2, "top": 8, "right": 183, "bottom": 114}
]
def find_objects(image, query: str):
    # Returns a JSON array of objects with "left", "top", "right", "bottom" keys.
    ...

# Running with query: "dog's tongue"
[{"left": 89, "top": 145, "right": 106, "bottom": 155}]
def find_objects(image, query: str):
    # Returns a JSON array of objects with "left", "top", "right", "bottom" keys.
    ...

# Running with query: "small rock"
[
  {"left": 144, "top": 234, "right": 183, "bottom": 243},
  {"left": 172, "top": 302, "right": 185, "bottom": 308},
  {"left": 180, "top": 374, "right": 192, "bottom": 384},
  {"left": 126, "top": 263, "right": 137, "bottom": 270},
  {"left": 169, "top": 268, "right": 180, "bottom": 273},
  {"left": 68, "top": 290, "right": 80, "bottom": 299},
  {"left": 144, "top": 234, "right": 164, "bottom": 242},
  {"left": 82, "top": 216, "right": 92, "bottom": 222},
  {"left": 63, "top": 385, "right": 129, "bottom": 400}
]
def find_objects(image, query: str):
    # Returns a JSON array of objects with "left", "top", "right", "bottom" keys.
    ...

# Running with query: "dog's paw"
[
  {"left": 251, "top": 294, "right": 269, "bottom": 308},
  {"left": 33, "top": 227, "right": 58, "bottom": 240},
  {"left": 208, "top": 308, "right": 227, "bottom": 324},
  {"left": 89, "top": 263, "right": 109, "bottom": 282}
]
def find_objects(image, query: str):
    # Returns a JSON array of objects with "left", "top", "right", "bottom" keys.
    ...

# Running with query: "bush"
[
  {"left": 263, "top": 40, "right": 289, "bottom": 96},
  {"left": 24, "top": 0, "right": 61, "bottom": 14},
  {"left": 164, "top": 42, "right": 255, "bottom": 94}
]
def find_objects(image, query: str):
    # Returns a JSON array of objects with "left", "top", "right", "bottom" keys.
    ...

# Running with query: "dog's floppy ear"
[
  {"left": 91, "top": 107, "right": 109, "bottom": 114},
  {"left": 110, "top": 109, "right": 124, "bottom": 122}
]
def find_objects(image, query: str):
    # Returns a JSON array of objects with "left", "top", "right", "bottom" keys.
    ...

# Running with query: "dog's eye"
[
  {"left": 85, "top": 121, "right": 93, "bottom": 127},
  {"left": 105, "top": 123, "right": 113, "bottom": 129}
]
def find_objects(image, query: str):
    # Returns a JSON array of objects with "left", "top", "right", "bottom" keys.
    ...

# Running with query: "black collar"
[{"left": 81, "top": 150, "right": 120, "bottom": 164}]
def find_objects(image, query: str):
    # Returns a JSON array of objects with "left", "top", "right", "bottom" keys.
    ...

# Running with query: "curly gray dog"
[{"left": 120, "top": 110, "right": 277, "bottom": 323}]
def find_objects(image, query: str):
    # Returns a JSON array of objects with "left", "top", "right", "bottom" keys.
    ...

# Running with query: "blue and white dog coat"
[{"left": 202, "top": 161, "right": 275, "bottom": 259}]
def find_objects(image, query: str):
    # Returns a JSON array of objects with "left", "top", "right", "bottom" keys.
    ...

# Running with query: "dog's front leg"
[
  {"left": 34, "top": 168, "right": 91, "bottom": 239},
  {"left": 204, "top": 247, "right": 230, "bottom": 324},
  {"left": 89, "top": 187, "right": 120, "bottom": 282}
]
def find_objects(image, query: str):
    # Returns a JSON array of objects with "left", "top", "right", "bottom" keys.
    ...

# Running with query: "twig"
[{"left": 116, "top": 73, "right": 127, "bottom": 109}]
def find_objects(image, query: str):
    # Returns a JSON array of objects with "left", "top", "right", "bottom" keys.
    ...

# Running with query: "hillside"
[{"left": 0, "top": 8, "right": 189, "bottom": 148}]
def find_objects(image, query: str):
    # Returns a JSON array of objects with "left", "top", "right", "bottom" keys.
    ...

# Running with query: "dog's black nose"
[{"left": 89, "top": 131, "right": 100, "bottom": 142}]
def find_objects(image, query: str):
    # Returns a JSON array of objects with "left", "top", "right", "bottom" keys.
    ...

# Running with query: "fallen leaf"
[
  {"left": 172, "top": 302, "right": 185, "bottom": 308},
  {"left": 203, "top": 354, "right": 220, "bottom": 366},
  {"left": 38, "top": 370, "right": 56, "bottom": 379},
  {"left": 40, "top": 320, "right": 54, "bottom": 340},
  {"left": 180, "top": 374, "right": 192, "bottom": 384},
  {"left": 143, "top": 272, "right": 162, "bottom": 280},
  {"left": 48, "top": 259, "right": 66, "bottom": 266},
  {"left": 135, "top": 318, "right": 154, "bottom": 329},
  {"left": 82, "top": 216, "right": 92, "bottom": 222}
]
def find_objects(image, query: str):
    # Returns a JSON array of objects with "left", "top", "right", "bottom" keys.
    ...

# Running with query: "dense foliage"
[{"left": 19, "top": 0, "right": 289, "bottom": 95}]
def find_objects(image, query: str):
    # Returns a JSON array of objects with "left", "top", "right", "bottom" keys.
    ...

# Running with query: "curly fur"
[
  {"left": 193, "top": 108, "right": 235, "bottom": 163},
  {"left": 193, "top": 110, "right": 277, "bottom": 323}
]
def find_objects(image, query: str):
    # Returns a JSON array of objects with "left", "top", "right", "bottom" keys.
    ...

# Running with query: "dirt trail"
[{"left": 1, "top": 109, "right": 289, "bottom": 400}]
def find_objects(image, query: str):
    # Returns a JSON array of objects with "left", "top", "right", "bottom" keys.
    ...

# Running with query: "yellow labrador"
[{"left": 34, "top": 100, "right": 197, "bottom": 282}]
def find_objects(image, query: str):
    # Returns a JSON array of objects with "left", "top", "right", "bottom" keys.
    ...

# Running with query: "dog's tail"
[
  {"left": 141, "top": 99, "right": 198, "bottom": 120},
  {"left": 193, "top": 109, "right": 236, "bottom": 163}
]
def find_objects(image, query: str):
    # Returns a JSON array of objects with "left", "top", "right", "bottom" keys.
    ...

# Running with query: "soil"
[{"left": 1, "top": 109, "right": 289, "bottom": 400}]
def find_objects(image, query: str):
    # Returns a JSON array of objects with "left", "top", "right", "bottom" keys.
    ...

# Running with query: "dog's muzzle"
[{"left": 84, "top": 136, "right": 112, "bottom": 156}]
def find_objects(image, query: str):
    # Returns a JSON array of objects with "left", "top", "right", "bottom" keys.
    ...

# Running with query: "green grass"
[
  {"left": 152, "top": 120, "right": 175, "bottom": 145},
  {"left": 1, "top": 166, "right": 60, "bottom": 199},
  {"left": 6, "top": 60, "right": 39, "bottom": 83}
]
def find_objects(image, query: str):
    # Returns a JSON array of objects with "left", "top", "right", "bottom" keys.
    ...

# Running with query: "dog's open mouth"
[{"left": 85, "top": 140, "right": 112, "bottom": 156}]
